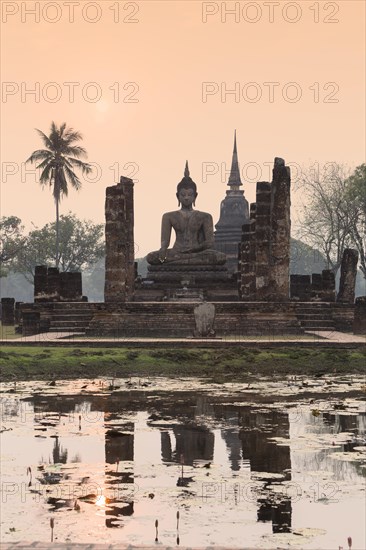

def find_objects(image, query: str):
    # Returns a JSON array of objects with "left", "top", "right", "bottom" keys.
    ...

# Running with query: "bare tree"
[{"left": 294, "top": 163, "right": 354, "bottom": 275}]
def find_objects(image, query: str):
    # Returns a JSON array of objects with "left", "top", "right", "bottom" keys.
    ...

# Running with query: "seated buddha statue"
[{"left": 147, "top": 163, "right": 226, "bottom": 266}]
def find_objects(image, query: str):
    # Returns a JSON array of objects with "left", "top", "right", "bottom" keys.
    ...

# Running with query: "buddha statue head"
[{"left": 176, "top": 161, "right": 198, "bottom": 207}]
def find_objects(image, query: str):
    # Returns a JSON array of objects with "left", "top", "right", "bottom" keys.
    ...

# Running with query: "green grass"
[{"left": 0, "top": 345, "right": 365, "bottom": 381}]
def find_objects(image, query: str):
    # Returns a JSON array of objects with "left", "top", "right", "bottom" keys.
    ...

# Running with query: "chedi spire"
[{"left": 227, "top": 130, "right": 242, "bottom": 187}]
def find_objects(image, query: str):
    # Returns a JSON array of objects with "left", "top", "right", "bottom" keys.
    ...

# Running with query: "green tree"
[
  {"left": 26, "top": 122, "right": 92, "bottom": 268},
  {"left": 12, "top": 214, "right": 104, "bottom": 283},
  {"left": 0, "top": 216, "right": 25, "bottom": 277}
]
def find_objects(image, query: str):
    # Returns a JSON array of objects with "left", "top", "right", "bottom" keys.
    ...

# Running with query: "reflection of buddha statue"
[{"left": 147, "top": 163, "right": 226, "bottom": 266}]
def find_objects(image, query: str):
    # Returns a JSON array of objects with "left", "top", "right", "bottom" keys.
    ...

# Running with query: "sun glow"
[{"left": 95, "top": 495, "right": 106, "bottom": 507}]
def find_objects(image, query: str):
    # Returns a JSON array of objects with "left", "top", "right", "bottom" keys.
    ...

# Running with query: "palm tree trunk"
[{"left": 55, "top": 198, "right": 59, "bottom": 268}]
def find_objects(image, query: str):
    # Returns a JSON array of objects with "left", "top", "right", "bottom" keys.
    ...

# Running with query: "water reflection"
[
  {"left": 1, "top": 383, "right": 365, "bottom": 546},
  {"left": 104, "top": 412, "right": 134, "bottom": 527}
]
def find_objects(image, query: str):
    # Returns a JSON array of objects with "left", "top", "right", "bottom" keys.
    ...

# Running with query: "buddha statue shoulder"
[{"left": 147, "top": 163, "right": 226, "bottom": 266}]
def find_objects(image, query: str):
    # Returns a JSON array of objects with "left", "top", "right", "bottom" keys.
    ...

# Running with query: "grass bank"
[{"left": 0, "top": 345, "right": 365, "bottom": 381}]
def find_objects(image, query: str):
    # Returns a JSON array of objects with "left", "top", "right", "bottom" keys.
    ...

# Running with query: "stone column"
[
  {"left": 337, "top": 248, "right": 359, "bottom": 303},
  {"left": 254, "top": 182, "right": 271, "bottom": 300},
  {"left": 120, "top": 176, "right": 135, "bottom": 298},
  {"left": 1, "top": 297, "right": 15, "bottom": 325},
  {"left": 353, "top": 296, "right": 366, "bottom": 334},
  {"left": 104, "top": 176, "right": 135, "bottom": 302},
  {"left": 269, "top": 158, "right": 291, "bottom": 301}
]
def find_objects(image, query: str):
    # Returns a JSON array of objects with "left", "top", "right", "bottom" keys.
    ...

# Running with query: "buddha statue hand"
[{"left": 158, "top": 248, "right": 167, "bottom": 263}]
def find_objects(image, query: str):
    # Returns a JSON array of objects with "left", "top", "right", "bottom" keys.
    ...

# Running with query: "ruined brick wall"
[
  {"left": 239, "top": 158, "right": 291, "bottom": 301},
  {"left": 34, "top": 266, "right": 82, "bottom": 302}
]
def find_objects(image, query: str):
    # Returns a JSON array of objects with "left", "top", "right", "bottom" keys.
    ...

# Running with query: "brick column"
[
  {"left": 120, "top": 176, "right": 135, "bottom": 299},
  {"left": 337, "top": 248, "right": 358, "bottom": 304},
  {"left": 104, "top": 176, "right": 135, "bottom": 302},
  {"left": 269, "top": 158, "right": 291, "bottom": 301},
  {"left": 255, "top": 182, "right": 271, "bottom": 300}
]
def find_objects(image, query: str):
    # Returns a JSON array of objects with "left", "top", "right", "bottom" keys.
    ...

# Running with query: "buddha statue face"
[
  {"left": 177, "top": 187, "right": 197, "bottom": 208},
  {"left": 176, "top": 180, "right": 198, "bottom": 207}
]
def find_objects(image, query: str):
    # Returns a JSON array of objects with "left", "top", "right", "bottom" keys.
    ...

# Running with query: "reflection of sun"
[{"left": 95, "top": 495, "right": 106, "bottom": 507}]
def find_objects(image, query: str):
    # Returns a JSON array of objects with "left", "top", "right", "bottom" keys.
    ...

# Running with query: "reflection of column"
[
  {"left": 160, "top": 425, "right": 215, "bottom": 466},
  {"left": 104, "top": 412, "right": 135, "bottom": 528},
  {"left": 239, "top": 410, "right": 292, "bottom": 533},
  {"left": 257, "top": 498, "right": 292, "bottom": 533},
  {"left": 221, "top": 429, "right": 242, "bottom": 471},
  {"left": 173, "top": 426, "right": 214, "bottom": 465},
  {"left": 218, "top": 410, "right": 242, "bottom": 472},
  {"left": 161, "top": 431, "right": 172, "bottom": 462},
  {"left": 52, "top": 436, "right": 68, "bottom": 464}
]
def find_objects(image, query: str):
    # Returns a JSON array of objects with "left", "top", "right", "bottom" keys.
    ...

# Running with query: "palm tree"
[{"left": 26, "top": 122, "right": 92, "bottom": 268}]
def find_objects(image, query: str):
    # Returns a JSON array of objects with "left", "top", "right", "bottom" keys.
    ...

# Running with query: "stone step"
[
  {"left": 47, "top": 314, "right": 94, "bottom": 321},
  {"left": 296, "top": 313, "right": 332, "bottom": 321},
  {"left": 49, "top": 320, "right": 91, "bottom": 328},
  {"left": 300, "top": 320, "right": 335, "bottom": 328},
  {"left": 48, "top": 327, "right": 86, "bottom": 334}
]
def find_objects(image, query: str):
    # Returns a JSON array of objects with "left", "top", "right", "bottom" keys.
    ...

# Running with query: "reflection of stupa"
[{"left": 214, "top": 131, "right": 249, "bottom": 273}]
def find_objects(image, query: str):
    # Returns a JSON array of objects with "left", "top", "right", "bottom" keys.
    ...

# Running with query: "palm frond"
[
  {"left": 35, "top": 129, "right": 53, "bottom": 150},
  {"left": 39, "top": 163, "right": 54, "bottom": 185},
  {"left": 26, "top": 149, "right": 53, "bottom": 164},
  {"left": 63, "top": 164, "right": 82, "bottom": 191},
  {"left": 62, "top": 145, "right": 88, "bottom": 158},
  {"left": 65, "top": 157, "right": 92, "bottom": 174}
]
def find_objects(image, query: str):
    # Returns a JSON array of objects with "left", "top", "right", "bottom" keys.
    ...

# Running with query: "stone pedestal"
[
  {"left": 193, "top": 302, "right": 216, "bottom": 337},
  {"left": 104, "top": 177, "right": 135, "bottom": 302},
  {"left": 337, "top": 248, "right": 358, "bottom": 304},
  {"left": 353, "top": 296, "right": 366, "bottom": 334},
  {"left": 147, "top": 264, "right": 230, "bottom": 285},
  {"left": 1, "top": 297, "right": 15, "bottom": 326}
]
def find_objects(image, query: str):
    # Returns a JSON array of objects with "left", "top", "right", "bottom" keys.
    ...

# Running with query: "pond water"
[{"left": 1, "top": 376, "right": 365, "bottom": 548}]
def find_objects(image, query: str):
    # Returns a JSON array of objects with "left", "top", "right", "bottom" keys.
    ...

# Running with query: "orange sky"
[{"left": 1, "top": 0, "right": 365, "bottom": 256}]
